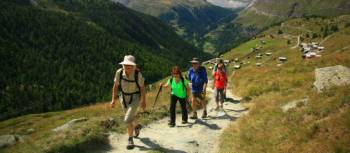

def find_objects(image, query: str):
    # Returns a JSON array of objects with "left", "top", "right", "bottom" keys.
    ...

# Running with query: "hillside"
[
  {"left": 237, "top": 0, "right": 350, "bottom": 28},
  {"left": 205, "top": 0, "right": 350, "bottom": 55},
  {"left": 219, "top": 15, "right": 350, "bottom": 153},
  {"left": 0, "top": 0, "right": 210, "bottom": 120},
  {"left": 112, "top": 0, "right": 239, "bottom": 54}
]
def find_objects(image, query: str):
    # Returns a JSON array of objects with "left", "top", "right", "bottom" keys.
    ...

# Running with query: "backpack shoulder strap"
[
  {"left": 170, "top": 77, "right": 173, "bottom": 84},
  {"left": 180, "top": 76, "right": 185, "bottom": 91},
  {"left": 134, "top": 69, "right": 140, "bottom": 91}
]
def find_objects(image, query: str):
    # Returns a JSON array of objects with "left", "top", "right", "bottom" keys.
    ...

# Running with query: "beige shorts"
[{"left": 119, "top": 94, "right": 140, "bottom": 123}]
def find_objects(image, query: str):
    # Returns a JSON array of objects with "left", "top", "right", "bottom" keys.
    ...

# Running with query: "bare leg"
[
  {"left": 191, "top": 97, "right": 198, "bottom": 118},
  {"left": 127, "top": 122, "right": 134, "bottom": 137}
]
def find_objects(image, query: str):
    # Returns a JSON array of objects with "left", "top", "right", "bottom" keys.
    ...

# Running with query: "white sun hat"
[{"left": 119, "top": 55, "right": 136, "bottom": 66}]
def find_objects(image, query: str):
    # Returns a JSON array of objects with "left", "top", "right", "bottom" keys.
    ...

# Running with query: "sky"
[{"left": 206, "top": 0, "right": 250, "bottom": 8}]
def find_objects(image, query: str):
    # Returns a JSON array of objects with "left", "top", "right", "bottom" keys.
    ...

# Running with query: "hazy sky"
[{"left": 207, "top": 0, "right": 250, "bottom": 8}]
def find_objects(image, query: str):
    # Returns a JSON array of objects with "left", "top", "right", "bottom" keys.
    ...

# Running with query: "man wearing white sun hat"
[{"left": 111, "top": 55, "right": 146, "bottom": 150}]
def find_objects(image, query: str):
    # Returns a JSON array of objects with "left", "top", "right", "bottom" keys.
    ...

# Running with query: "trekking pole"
[{"left": 152, "top": 85, "right": 163, "bottom": 111}]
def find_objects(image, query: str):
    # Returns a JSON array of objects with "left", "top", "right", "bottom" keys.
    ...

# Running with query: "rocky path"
[{"left": 95, "top": 80, "right": 248, "bottom": 153}]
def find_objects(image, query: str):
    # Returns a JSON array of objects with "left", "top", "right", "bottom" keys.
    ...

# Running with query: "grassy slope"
[
  {"left": 0, "top": 76, "right": 176, "bottom": 153},
  {"left": 219, "top": 15, "right": 350, "bottom": 153},
  {"left": 237, "top": 0, "right": 350, "bottom": 28}
]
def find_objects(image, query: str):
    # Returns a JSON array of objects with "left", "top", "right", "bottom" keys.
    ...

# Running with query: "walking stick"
[{"left": 152, "top": 86, "right": 163, "bottom": 111}]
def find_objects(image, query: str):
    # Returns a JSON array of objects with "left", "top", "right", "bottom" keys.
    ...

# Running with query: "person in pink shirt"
[{"left": 212, "top": 63, "right": 227, "bottom": 111}]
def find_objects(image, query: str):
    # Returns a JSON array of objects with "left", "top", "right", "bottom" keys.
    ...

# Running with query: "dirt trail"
[{"left": 95, "top": 80, "right": 248, "bottom": 153}]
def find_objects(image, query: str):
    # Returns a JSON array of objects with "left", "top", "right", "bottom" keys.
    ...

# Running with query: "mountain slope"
[
  {"left": 0, "top": 0, "right": 210, "bottom": 120},
  {"left": 237, "top": 0, "right": 350, "bottom": 28},
  {"left": 112, "top": 0, "right": 238, "bottom": 54},
  {"left": 220, "top": 15, "right": 350, "bottom": 153},
  {"left": 206, "top": 0, "right": 350, "bottom": 55}
]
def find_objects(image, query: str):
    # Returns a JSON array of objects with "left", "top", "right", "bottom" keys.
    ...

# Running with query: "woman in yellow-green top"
[{"left": 160, "top": 66, "right": 190, "bottom": 127}]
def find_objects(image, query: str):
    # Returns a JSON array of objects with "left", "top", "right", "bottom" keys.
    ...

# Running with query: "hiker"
[
  {"left": 188, "top": 58, "right": 208, "bottom": 119},
  {"left": 212, "top": 63, "right": 227, "bottom": 111},
  {"left": 110, "top": 55, "right": 146, "bottom": 150},
  {"left": 160, "top": 66, "right": 190, "bottom": 127},
  {"left": 212, "top": 58, "right": 227, "bottom": 75}
]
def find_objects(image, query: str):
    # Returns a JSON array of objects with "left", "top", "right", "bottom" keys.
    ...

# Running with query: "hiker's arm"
[
  {"left": 111, "top": 82, "right": 118, "bottom": 108},
  {"left": 111, "top": 70, "right": 120, "bottom": 108},
  {"left": 140, "top": 85, "right": 146, "bottom": 110},
  {"left": 212, "top": 78, "right": 215, "bottom": 89},
  {"left": 138, "top": 73, "right": 146, "bottom": 110},
  {"left": 186, "top": 82, "right": 191, "bottom": 100},
  {"left": 203, "top": 68, "right": 208, "bottom": 93}
]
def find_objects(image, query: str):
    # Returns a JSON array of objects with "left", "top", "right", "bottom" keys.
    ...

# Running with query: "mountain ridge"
[{"left": 0, "top": 0, "right": 210, "bottom": 120}]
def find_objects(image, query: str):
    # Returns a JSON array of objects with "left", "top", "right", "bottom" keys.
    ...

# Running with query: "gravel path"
[{"left": 96, "top": 80, "right": 248, "bottom": 153}]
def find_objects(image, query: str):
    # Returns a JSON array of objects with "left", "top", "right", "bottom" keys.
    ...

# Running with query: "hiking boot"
[
  {"left": 201, "top": 110, "right": 207, "bottom": 118},
  {"left": 134, "top": 124, "right": 142, "bottom": 138},
  {"left": 168, "top": 122, "right": 175, "bottom": 127},
  {"left": 190, "top": 112, "right": 198, "bottom": 120},
  {"left": 126, "top": 137, "right": 134, "bottom": 150}
]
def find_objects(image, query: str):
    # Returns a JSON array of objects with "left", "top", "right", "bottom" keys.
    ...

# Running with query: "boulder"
[
  {"left": 52, "top": 117, "right": 88, "bottom": 132},
  {"left": 314, "top": 65, "right": 350, "bottom": 92},
  {"left": 0, "top": 135, "right": 21, "bottom": 148}
]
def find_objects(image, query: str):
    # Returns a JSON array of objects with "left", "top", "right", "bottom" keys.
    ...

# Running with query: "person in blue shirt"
[{"left": 188, "top": 57, "right": 208, "bottom": 119}]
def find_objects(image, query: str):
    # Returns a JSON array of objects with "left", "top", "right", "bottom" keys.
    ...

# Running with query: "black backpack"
[{"left": 118, "top": 69, "right": 141, "bottom": 108}]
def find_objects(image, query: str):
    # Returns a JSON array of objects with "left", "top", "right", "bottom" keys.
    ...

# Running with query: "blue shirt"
[{"left": 188, "top": 66, "right": 208, "bottom": 94}]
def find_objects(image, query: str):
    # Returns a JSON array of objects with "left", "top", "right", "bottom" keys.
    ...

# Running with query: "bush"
[{"left": 278, "top": 29, "right": 283, "bottom": 35}]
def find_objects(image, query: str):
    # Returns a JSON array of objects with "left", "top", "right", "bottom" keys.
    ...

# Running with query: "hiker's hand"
[
  {"left": 110, "top": 100, "right": 115, "bottom": 108},
  {"left": 159, "top": 83, "right": 164, "bottom": 87}
]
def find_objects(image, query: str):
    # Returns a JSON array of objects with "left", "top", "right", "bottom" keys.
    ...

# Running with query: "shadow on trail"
[
  {"left": 136, "top": 137, "right": 186, "bottom": 153},
  {"left": 194, "top": 119, "right": 221, "bottom": 130},
  {"left": 225, "top": 97, "right": 240, "bottom": 104},
  {"left": 176, "top": 122, "right": 195, "bottom": 128},
  {"left": 224, "top": 108, "right": 249, "bottom": 113},
  {"left": 208, "top": 113, "right": 238, "bottom": 121}
]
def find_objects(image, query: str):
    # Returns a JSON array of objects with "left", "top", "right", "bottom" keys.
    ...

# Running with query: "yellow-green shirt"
[{"left": 167, "top": 78, "right": 188, "bottom": 98}]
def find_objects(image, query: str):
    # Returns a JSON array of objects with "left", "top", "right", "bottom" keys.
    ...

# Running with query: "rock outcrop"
[
  {"left": 52, "top": 117, "right": 88, "bottom": 132},
  {"left": 0, "top": 135, "right": 22, "bottom": 148},
  {"left": 314, "top": 65, "right": 350, "bottom": 92}
]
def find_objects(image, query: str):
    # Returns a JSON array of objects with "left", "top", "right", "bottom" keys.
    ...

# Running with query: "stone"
[
  {"left": 0, "top": 135, "right": 21, "bottom": 148},
  {"left": 26, "top": 128, "right": 35, "bottom": 134},
  {"left": 281, "top": 98, "right": 309, "bottom": 112},
  {"left": 314, "top": 65, "right": 350, "bottom": 92},
  {"left": 52, "top": 117, "right": 88, "bottom": 132},
  {"left": 279, "top": 57, "right": 287, "bottom": 62}
]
